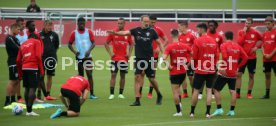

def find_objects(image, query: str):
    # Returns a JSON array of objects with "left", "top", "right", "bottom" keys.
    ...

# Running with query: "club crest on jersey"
[
  {"left": 125, "top": 36, "right": 128, "bottom": 40},
  {"left": 146, "top": 32, "right": 150, "bottom": 36},
  {"left": 271, "top": 34, "right": 275, "bottom": 39},
  {"left": 216, "top": 38, "right": 219, "bottom": 42},
  {"left": 41, "top": 36, "right": 44, "bottom": 40},
  {"left": 186, "top": 38, "right": 190, "bottom": 42},
  {"left": 251, "top": 34, "right": 255, "bottom": 38},
  {"left": 50, "top": 35, "right": 53, "bottom": 42}
]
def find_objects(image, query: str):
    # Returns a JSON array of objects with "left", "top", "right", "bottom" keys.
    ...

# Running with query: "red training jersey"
[
  {"left": 179, "top": 31, "right": 196, "bottom": 47},
  {"left": 69, "top": 29, "right": 95, "bottom": 44},
  {"left": 16, "top": 38, "right": 44, "bottom": 78},
  {"left": 61, "top": 76, "right": 90, "bottom": 96},
  {"left": 237, "top": 28, "right": 262, "bottom": 59},
  {"left": 207, "top": 31, "right": 223, "bottom": 50},
  {"left": 106, "top": 29, "right": 133, "bottom": 61},
  {"left": 27, "top": 31, "right": 44, "bottom": 54},
  {"left": 164, "top": 42, "right": 192, "bottom": 75},
  {"left": 220, "top": 41, "right": 248, "bottom": 77},
  {"left": 193, "top": 34, "right": 219, "bottom": 74},
  {"left": 152, "top": 26, "right": 165, "bottom": 58},
  {"left": 262, "top": 29, "right": 276, "bottom": 62}
]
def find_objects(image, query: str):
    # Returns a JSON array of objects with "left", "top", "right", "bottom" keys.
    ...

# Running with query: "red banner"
[{"left": 0, "top": 20, "right": 265, "bottom": 45}]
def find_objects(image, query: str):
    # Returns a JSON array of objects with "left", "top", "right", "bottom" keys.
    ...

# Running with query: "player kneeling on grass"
[
  {"left": 161, "top": 29, "right": 192, "bottom": 117},
  {"left": 50, "top": 75, "right": 90, "bottom": 119},
  {"left": 211, "top": 31, "right": 248, "bottom": 117}
]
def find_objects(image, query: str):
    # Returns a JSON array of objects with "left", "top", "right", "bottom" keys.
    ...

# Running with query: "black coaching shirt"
[
  {"left": 40, "top": 30, "right": 59, "bottom": 57},
  {"left": 5, "top": 35, "right": 20, "bottom": 66},
  {"left": 130, "top": 27, "right": 159, "bottom": 59}
]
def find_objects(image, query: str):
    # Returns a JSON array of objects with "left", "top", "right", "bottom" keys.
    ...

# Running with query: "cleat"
[
  {"left": 156, "top": 95, "right": 163, "bottom": 105},
  {"left": 211, "top": 108, "right": 224, "bottom": 116},
  {"left": 147, "top": 93, "right": 153, "bottom": 99},
  {"left": 260, "top": 95, "right": 270, "bottom": 99},
  {"left": 236, "top": 93, "right": 240, "bottom": 99},
  {"left": 90, "top": 95, "right": 98, "bottom": 100},
  {"left": 198, "top": 94, "right": 203, "bottom": 100},
  {"left": 130, "top": 101, "right": 141, "bottom": 106},
  {"left": 44, "top": 96, "right": 57, "bottom": 101},
  {"left": 108, "top": 95, "right": 115, "bottom": 100},
  {"left": 247, "top": 94, "right": 253, "bottom": 99},
  {"left": 35, "top": 98, "right": 44, "bottom": 103},
  {"left": 50, "top": 108, "right": 62, "bottom": 119},
  {"left": 173, "top": 112, "right": 183, "bottom": 117},
  {"left": 226, "top": 111, "right": 235, "bottom": 116},
  {"left": 182, "top": 93, "right": 188, "bottom": 98},
  {"left": 26, "top": 111, "right": 39, "bottom": 116},
  {"left": 118, "top": 94, "right": 125, "bottom": 99},
  {"left": 189, "top": 113, "right": 194, "bottom": 118},
  {"left": 206, "top": 113, "right": 211, "bottom": 118},
  {"left": 17, "top": 98, "right": 25, "bottom": 103}
]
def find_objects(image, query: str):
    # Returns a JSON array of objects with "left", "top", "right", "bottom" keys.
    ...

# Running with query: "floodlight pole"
[{"left": 232, "top": 0, "right": 237, "bottom": 22}]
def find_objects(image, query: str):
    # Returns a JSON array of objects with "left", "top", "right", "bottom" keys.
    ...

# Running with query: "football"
[{"left": 12, "top": 105, "right": 23, "bottom": 115}]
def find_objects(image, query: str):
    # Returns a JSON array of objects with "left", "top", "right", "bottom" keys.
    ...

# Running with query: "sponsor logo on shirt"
[
  {"left": 146, "top": 32, "right": 150, "bottom": 36},
  {"left": 186, "top": 38, "right": 190, "bottom": 42},
  {"left": 271, "top": 34, "right": 275, "bottom": 39},
  {"left": 251, "top": 34, "right": 255, "bottom": 38},
  {"left": 216, "top": 38, "right": 220, "bottom": 42}
]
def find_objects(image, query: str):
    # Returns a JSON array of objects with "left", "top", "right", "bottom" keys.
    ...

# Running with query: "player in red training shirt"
[
  {"left": 161, "top": 29, "right": 192, "bottom": 116},
  {"left": 190, "top": 23, "right": 219, "bottom": 118},
  {"left": 105, "top": 17, "right": 134, "bottom": 100},
  {"left": 236, "top": 17, "right": 262, "bottom": 99},
  {"left": 16, "top": 33, "right": 44, "bottom": 116},
  {"left": 50, "top": 75, "right": 90, "bottom": 119},
  {"left": 261, "top": 16, "right": 276, "bottom": 99},
  {"left": 211, "top": 31, "right": 248, "bottom": 117},
  {"left": 178, "top": 21, "right": 196, "bottom": 98}
]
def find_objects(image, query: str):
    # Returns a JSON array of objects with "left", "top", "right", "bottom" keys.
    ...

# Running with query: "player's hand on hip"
[{"left": 75, "top": 52, "right": 80, "bottom": 56}]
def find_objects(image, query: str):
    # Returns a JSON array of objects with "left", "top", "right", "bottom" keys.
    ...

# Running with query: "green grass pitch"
[{"left": 0, "top": 47, "right": 275, "bottom": 126}]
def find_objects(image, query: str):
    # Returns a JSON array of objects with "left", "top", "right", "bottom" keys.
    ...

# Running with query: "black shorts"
[
  {"left": 8, "top": 65, "right": 18, "bottom": 80},
  {"left": 186, "top": 65, "right": 194, "bottom": 76},
  {"left": 170, "top": 74, "right": 186, "bottom": 85},
  {"left": 213, "top": 75, "right": 236, "bottom": 91},
  {"left": 134, "top": 58, "right": 156, "bottom": 78},
  {"left": 111, "top": 61, "right": 128, "bottom": 73},
  {"left": 61, "top": 88, "right": 80, "bottom": 112},
  {"left": 43, "top": 56, "right": 57, "bottom": 76},
  {"left": 76, "top": 57, "right": 93, "bottom": 76},
  {"left": 22, "top": 70, "right": 39, "bottom": 88},
  {"left": 238, "top": 59, "right": 256, "bottom": 74},
  {"left": 263, "top": 61, "right": 276, "bottom": 74},
  {"left": 193, "top": 73, "right": 216, "bottom": 90}
]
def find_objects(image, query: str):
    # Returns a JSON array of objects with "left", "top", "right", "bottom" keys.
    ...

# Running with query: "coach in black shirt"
[
  {"left": 4, "top": 24, "right": 21, "bottom": 106},
  {"left": 39, "top": 20, "right": 59, "bottom": 100},
  {"left": 107, "top": 15, "right": 164, "bottom": 106},
  {"left": 26, "top": 0, "right": 41, "bottom": 13}
]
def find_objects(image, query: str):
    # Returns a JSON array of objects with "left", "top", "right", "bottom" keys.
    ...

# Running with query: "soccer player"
[
  {"left": 261, "top": 16, "right": 276, "bottom": 99},
  {"left": 107, "top": 15, "right": 164, "bottom": 106},
  {"left": 190, "top": 23, "right": 219, "bottom": 118},
  {"left": 50, "top": 75, "right": 89, "bottom": 119},
  {"left": 4, "top": 23, "right": 21, "bottom": 106},
  {"left": 40, "top": 20, "right": 60, "bottom": 100},
  {"left": 236, "top": 17, "right": 262, "bottom": 99},
  {"left": 104, "top": 18, "right": 134, "bottom": 100},
  {"left": 16, "top": 33, "right": 44, "bottom": 116},
  {"left": 178, "top": 21, "right": 196, "bottom": 98},
  {"left": 143, "top": 15, "right": 168, "bottom": 99},
  {"left": 211, "top": 31, "right": 248, "bottom": 117},
  {"left": 68, "top": 17, "right": 97, "bottom": 99},
  {"left": 161, "top": 29, "right": 192, "bottom": 116}
]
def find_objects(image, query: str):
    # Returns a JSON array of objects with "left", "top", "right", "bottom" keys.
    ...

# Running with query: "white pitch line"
[{"left": 123, "top": 117, "right": 276, "bottom": 126}]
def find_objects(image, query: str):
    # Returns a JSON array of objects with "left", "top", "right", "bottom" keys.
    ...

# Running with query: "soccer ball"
[{"left": 12, "top": 105, "right": 23, "bottom": 115}]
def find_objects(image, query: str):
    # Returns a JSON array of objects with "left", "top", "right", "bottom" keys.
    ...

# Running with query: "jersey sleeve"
[
  {"left": 238, "top": 46, "right": 249, "bottom": 68},
  {"left": 237, "top": 31, "right": 245, "bottom": 46},
  {"left": 69, "top": 31, "right": 75, "bottom": 44},
  {"left": 192, "top": 40, "right": 199, "bottom": 61},
  {"left": 157, "top": 27, "right": 165, "bottom": 38},
  {"left": 130, "top": 28, "right": 137, "bottom": 36},
  {"left": 256, "top": 31, "right": 263, "bottom": 48},
  {"left": 106, "top": 34, "right": 113, "bottom": 42},
  {"left": 152, "top": 30, "right": 159, "bottom": 40},
  {"left": 128, "top": 35, "right": 133, "bottom": 44},
  {"left": 36, "top": 40, "right": 44, "bottom": 76},
  {"left": 164, "top": 45, "right": 171, "bottom": 56},
  {"left": 220, "top": 44, "right": 228, "bottom": 60},
  {"left": 54, "top": 33, "right": 60, "bottom": 50},
  {"left": 88, "top": 29, "right": 95, "bottom": 42},
  {"left": 16, "top": 48, "right": 23, "bottom": 79}
]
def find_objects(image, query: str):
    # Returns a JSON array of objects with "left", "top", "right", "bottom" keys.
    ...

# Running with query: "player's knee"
[
  {"left": 249, "top": 74, "right": 254, "bottom": 79},
  {"left": 265, "top": 73, "right": 271, "bottom": 79}
]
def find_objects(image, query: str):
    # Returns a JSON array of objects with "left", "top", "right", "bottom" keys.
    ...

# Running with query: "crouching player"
[
  {"left": 211, "top": 31, "right": 248, "bottom": 117},
  {"left": 50, "top": 75, "right": 90, "bottom": 119},
  {"left": 161, "top": 29, "right": 192, "bottom": 116}
]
